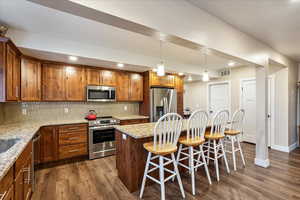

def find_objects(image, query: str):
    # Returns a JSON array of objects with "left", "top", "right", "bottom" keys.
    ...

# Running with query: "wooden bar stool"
[
  {"left": 204, "top": 110, "right": 230, "bottom": 182},
  {"left": 175, "top": 110, "right": 212, "bottom": 195},
  {"left": 224, "top": 109, "right": 246, "bottom": 171},
  {"left": 139, "top": 113, "right": 185, "bottom": 200}
]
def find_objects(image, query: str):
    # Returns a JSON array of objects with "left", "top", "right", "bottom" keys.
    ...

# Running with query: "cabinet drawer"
[
  {"left": 0, "top": 167, "right": 13, "bottom": 196},
  {"left": 15, "top": 140, "right": 32, "bottom": 175},
  {"left": 58, "top": 124, "right": 87, "bottom": 133},
  {"left": 58, "top": 143, "right": 87, "bottom": 160},
  {"left": 59, "top": 131, "right": 87, "bottom": 146}
]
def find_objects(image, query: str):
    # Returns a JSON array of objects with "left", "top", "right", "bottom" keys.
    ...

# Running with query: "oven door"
[
  {"left": 86, "top": 86, "right": 116, "bottom": 102},
  {"left": 89, "top": 127, "right": 116, "bottom": 159}
]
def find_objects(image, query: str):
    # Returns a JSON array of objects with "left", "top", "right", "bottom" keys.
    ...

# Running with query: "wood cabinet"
[
  {"left": 120, "top": 118, "right": 149, "bottom": 125},
  {"left": 1, "top": 185, "right": 13, "bottom": 200},
  {"left": 149, "top": 71, "right": 175, "bottom": 88},
  {"left": 5, "top": 42, "right": 21, "bottom": 101},
  {"left": 33, "top": 132, "right": 41, "bottom": 166},
  {"left": 175, "top": 76, "right": 184, "bottom": 116},
  {"left": 65, "top": 66, "right": 86, "bottom": 101},
  {"left": 129, "top": 73, "right": 143, "bottom": 101},
  {"left": 100, "top": 70, "right": 117, "bottom": 86},
  {"left": 116, "top": 71, "right": 130, "bottom": 101},
  {"left": 0, "top": 167, "right": 13, "bottom": 200},
  {"left": 42, "top": 63, "right": 65, "bottom": 101},
  {"left": 86, "top": 68, "right": 101, "bottom": 85},
  {"left": 21, "top": 56, "right": 41, "bottom": 101},
  {"left": 40, "top": 126, "right": 58, "bottom": 163}
]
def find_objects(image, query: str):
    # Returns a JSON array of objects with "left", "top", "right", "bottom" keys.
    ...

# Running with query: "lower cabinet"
[
  {"left": 120, "top": 118, "right": 149, "bottom": 125},
  {"left": 2, "top": 184, "right": 14, "bottom": 200},
  {"left": 40, "top": 126, "right": 58, "bottom": 163}
]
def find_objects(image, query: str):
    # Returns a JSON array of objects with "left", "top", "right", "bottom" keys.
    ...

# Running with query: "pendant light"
[
  {"left": 202, "top": 48, "right": 210, "bottom": 82},
  {"left": 157, "top": 40, "right": 165, "bottom": 76}
]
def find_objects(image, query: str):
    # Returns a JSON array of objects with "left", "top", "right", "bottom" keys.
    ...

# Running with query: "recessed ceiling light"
[
  {"left": 228, "top": 61, "right": 235, "bottom": 67},
  {"left": 178, "top": 72, "right": 184, "bottom": 76},
  {"left": 69, "top": 56, "right": 78, "bottom": 62},
  {"left": 117, "top": 63, "right": 124, "bottom": 68}
]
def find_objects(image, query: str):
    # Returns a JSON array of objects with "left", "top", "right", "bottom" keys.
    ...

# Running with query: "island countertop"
[{"left": 114, "top": 119, "right": 188, "bottom": 139}]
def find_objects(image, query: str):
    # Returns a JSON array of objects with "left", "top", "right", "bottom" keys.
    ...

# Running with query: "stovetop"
[{"left": 88, "top": 116, "right": 120, "bottom": 127}]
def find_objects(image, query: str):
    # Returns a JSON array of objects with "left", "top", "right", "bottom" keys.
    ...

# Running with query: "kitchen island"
[{"left": 114, "top": 120, "right": 188, "bottom": 193}]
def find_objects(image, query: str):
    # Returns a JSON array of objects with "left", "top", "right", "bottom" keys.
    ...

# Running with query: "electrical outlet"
[
  {"left": 124, "top": 106, "right": 128, "bottom": 111},
  {"left": 64, "top": 108, "right": 69, "bottom": 113},
  {"left": 22, "top": 108, "right": 27, "bottom": 115}
]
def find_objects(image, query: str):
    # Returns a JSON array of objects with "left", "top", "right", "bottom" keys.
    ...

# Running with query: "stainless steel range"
[{"left": 88, "top": 116, "right": 120, "bottom": 159}]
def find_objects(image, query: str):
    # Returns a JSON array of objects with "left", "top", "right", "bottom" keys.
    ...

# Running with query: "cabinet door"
[
  {"left": 116, "top": 72, "right": 129, "bottom": 101},
  {"left": 6, "top": 44, "right": 20, "bottom": 101},
  {"left": 42, "top": 64, "right": 65, "bottom": 101},
  {"left": 86, "top": 68, "right": 100, "bottom": 85},
  {"left": 40, "top": 126, "right": 58, "bottom": 163},
  {"left": 21, "top": 57, "right": 41, "bottom": 101},
  {"left": 2, "top": 185, "right": 14, "bottom": 200},
  {"left": 175, "top": 76, "right": 184, "bottom": 93},
  {"left": 149, "top": 71, "right": 160, "bottom": 86},
  {"left": 129, "top": 73, "right": 143, "bottom": 101},
  {"left": 23, "top": 156, "right": 33, "bottom": 200},
  {"left": 100, "top": 70, "right": 116, "bottom": 86},
  {"left": 15, "top": 171, "right": 23, "bottom": 200},
  {"left": 65, "top": 66, "right": 86, "bottom": 101},
  {"left": 33, "top": 133, "right": 41, "bottom": 165},
  {"left": 159, "top": 75, "right": 175, "bottom": 87}
]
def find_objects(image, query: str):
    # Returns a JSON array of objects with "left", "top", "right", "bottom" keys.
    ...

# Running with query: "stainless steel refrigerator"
[{"left": 150, "top": 87, "right": 177, "bottom": 122}]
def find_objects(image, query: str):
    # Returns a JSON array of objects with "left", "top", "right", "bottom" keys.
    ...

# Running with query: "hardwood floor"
[{"left": 32, "top": 143, "right": 300, "bottom": 200}]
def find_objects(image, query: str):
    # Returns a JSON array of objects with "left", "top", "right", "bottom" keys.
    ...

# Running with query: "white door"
[
  {"left": 208, "top": 82, "right": 230, "bottom": 116},
  {"left": 241, "top": 79, "right": 257, "bottom": 144},
  {"left": 241, "top": 78, "right": 274, "bottom": 146}
]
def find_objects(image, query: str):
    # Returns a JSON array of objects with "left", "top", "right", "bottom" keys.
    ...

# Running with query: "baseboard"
[
  {"left": 271, "top": 143, "right": 299, "bottom": 153},
  {"left": 255, "top": 158, "right": 270, "bottom": 168}
]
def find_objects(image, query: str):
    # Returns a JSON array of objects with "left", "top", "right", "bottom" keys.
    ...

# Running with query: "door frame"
[
  {"left": 207, "top": 80, "right": 231, "bottom": 115},
  {"left": 239, "top": 76, "right": 275, "bottom": 147}
]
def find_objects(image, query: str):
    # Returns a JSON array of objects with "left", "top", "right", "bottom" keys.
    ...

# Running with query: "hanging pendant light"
[
  {"left": 202, "top": 48, "right": 210, "bottom": 82},
  {"left": 157, "top": 40, "right": 165, "bottom": 76}
]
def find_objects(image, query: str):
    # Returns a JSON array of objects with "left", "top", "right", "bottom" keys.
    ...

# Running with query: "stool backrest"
[
  {"left": 230, "top": 109, "right": 245, "bottom": 132},
  {"left": 209, "top": 110, "right": 229, "bottom": 136},
  {"left": 153, "top": 113, "right": 183, "bottom": 150},
  {"left": 187, "top": 110, "right": 208, "bottom": 140}
]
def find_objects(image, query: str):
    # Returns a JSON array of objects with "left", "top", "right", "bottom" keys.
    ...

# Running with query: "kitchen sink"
[{"left": 0, "top": 138, "right": 20, "bottom": 154}]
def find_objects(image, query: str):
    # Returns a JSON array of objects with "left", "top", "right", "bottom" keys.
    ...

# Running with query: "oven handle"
[{"left": 89, "top": 126, "right": 116, "bottom": 131}]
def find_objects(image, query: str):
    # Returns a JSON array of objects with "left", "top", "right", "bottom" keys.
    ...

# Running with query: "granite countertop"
[
  {"left": 115, "top": 119, "right": 189, "bottom": 139},
  {"left": 0, "top": 119, "right": 88, "bottom": 180},
  {"left": 113, "top": 115, "right": 149, "bottom": 120}
]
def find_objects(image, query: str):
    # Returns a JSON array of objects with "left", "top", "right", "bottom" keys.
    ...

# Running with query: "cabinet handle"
[
  {"left": 15, "top": 86, "right": 19, "bottom": 98},
  {"left": 68, "top": 149, "right": 80, "bottom": 153},
  {"left": 0, "top": 191, "right": 7, "bottom": 200},
  {"left": 68, "top": 137, "right": 79, "bottom": 140}
]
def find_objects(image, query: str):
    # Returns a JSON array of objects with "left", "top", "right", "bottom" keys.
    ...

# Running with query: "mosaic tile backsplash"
[{"left": 1, "top": 102, "right": 140, "bottom": 124}]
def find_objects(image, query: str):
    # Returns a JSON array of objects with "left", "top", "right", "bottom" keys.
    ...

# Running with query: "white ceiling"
[
  {"left": 0, "top": 0, "right": 242, "bottom": 76},
  {"left": 188, "top": 0, "right": 300, "bottom": 62}
]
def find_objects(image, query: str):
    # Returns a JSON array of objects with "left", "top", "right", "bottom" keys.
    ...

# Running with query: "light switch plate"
[
  {"left": 22, "top": 108, "right": 27, "bottom": 115},
  {"left": 124, "top": 106, "right": 128, "bottom": 111},
  {"left": 64, "top": 108, "right": 69, "bottom": 113},
  {"left": 122, "top": 134, "right": 127, "bottom": 140}
]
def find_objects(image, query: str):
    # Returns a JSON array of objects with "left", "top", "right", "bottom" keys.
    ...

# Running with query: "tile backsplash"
[{"left": 1, "top": 102, "right": 140, "bottom": 124}]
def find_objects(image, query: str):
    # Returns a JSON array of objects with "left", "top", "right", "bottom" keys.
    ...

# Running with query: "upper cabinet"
[
  {"left": 42, "top": 63, "right": 66, "bottom": 101},
  {"left": 0, "top": 38, "right": 21, "bottom": 102},
  {"left": 129, "top": 73, "right": 143, "bottom": 101},
  {"left": 100, "top": 70, "right": 117, "bottom": 86},
  {"left": 65, "top": 66, "right": 86, "bottom": 101},
  {"left": 149, "top": 71, "right": 175, "bottom": 88},
  {"left": 116, "top": 72, "right": 143, "bottom": 102},
  {"left": 21, "top": 57, "right": 41, "bottom": 101},
  {"left": 86, "top": 68, "right": 117, "bottom": 86}
]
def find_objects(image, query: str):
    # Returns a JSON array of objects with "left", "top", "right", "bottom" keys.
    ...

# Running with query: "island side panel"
[{"left": 115, "top": 130, "right": 155, "bottom": 192}]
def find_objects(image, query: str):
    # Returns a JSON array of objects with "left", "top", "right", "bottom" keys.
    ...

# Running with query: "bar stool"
[
  {"left": 175, "top": 110, "right": 212, "bottom": 195},
  {"left": 139, "top": 113, "right": 185, "bottom": 200},
  {"left": 224, "top": 109, "right": 246, "bottom": 171},
  {"left": 204, "top": 110, "right": 230, "bottom": 182}
]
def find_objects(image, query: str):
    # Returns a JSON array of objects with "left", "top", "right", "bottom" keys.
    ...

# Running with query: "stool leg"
[
  {"left": 171, "top": 153, "right": 185, "bottom": 199},
  {"left": 213, "top": 140, "right": 219, "bottom": 182},
  {"left": 220, "top": 139, "right": 230, "bottom": 174},
  {"left": 159, "top": 156, "right": 165, "bottom": 200},
  {"left": 237, "top": 136, "right": 246, "bottom": 167},
  {"left": 200, "top": 145, "right": 212, "bottom": 185},
  {"left": 173, "top": 144, "right": 182, "bottom": 182},
  {"left": 207, "top": 140, "right": 211, "bottom": 165},
  {"left": 140, "top": 152, "right": 152, "bottom": 198},
  {"left": 231, "top": 136, "right": 237, "bottom": 171},
  {"left": 189, "top": 146, "right": 195, "bottom": 195}
]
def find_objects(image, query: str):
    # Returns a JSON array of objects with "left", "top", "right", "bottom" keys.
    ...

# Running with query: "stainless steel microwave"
[{"left": 86, "top": 86, "right": 116, "bottom": 102}]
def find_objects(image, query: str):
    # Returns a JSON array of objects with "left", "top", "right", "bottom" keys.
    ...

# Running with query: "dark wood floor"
[{"left": 32, "top": 143, "right": 300, "bottom": 200}]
